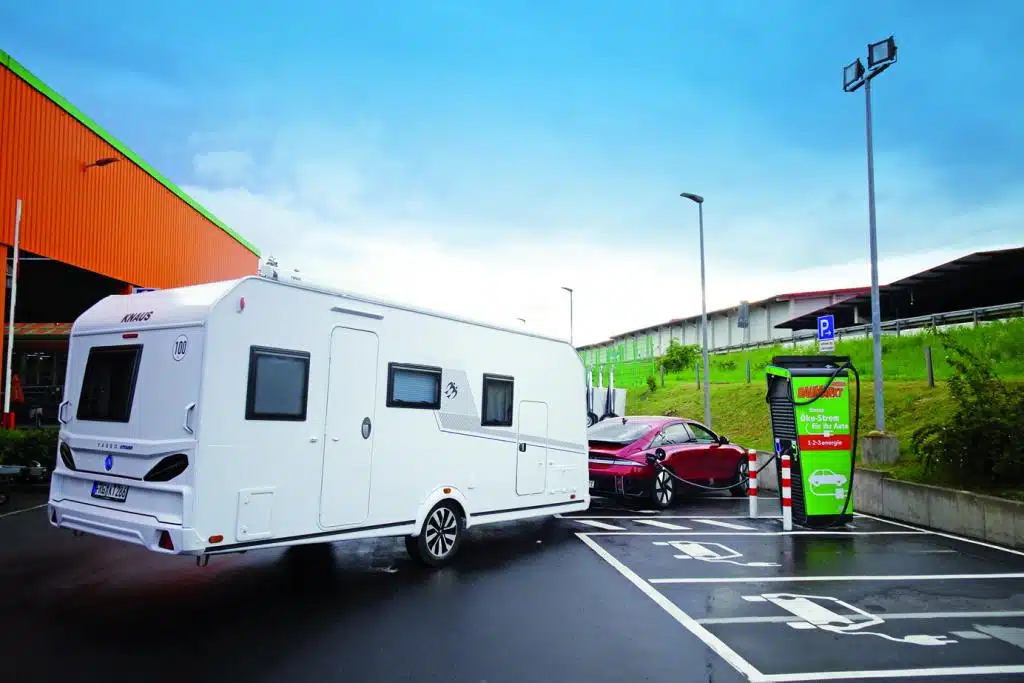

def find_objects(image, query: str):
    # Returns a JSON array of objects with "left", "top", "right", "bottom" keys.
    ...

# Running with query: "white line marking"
[
  {"left": 635, "top": 519, "right": 692, "bottom": 530},
  {"left": 758, "top": 665, "right": 1024, "bottom": 681},
  {"left": 573, "top": 519, "right": 626, "bottom": 531},
  {"left": 950, "top": 631, "right": 992, "bottom": 640},
  {"left": 580, "top": 531, "right": 924, "bottom": 537},
  {"left": 557, "top": 515, "right": 782, "bottom": 519},
  {"left": 576, "top": 533, "right": 765, "bottom": 682},
  {"left": 649, "top": 573, "right": 1024, "bottom": 584},
  {"left": 693, "top": 518, "right": 755, "bottom": 530},
  {"left": 697, "top": 610, "right": 1024, "bottom": 625},
  {"left": 0, "top": 503, "right": 46, "bottom": 519},
  {"left": 855, "top": 512, "right": 1024, "bottom": 558}
]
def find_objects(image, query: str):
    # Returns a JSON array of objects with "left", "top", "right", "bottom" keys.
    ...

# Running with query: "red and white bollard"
[
  {"left": 781, "top": 452, "right": 793, "bottom": 531},
  {"left": 747, "top": 449, "right": 758, "bottom": 518}
]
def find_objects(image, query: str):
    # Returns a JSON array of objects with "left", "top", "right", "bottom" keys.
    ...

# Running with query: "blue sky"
[{"left": 2, "top": 1, "right": 1022, "bottom": 343}]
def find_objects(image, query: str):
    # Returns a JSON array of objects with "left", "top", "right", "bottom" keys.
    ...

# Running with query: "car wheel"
[
  {"left": 730, "top": 458, "right": 749, "bottom": 497},
  {"left": 652, "top": 467, "right": 675, "bottom": 509},
  {"left": 405, "top": 500, "right": 464, "bottom": 568}
]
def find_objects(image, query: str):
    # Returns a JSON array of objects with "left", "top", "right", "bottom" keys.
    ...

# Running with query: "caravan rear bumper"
[{"left": 48, "top": 498, "right": 203, "bottom": 555}]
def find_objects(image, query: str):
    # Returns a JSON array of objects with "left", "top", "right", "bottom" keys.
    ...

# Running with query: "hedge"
[{"left": 0, "top": 427, "right": 59, "bottom": 468}]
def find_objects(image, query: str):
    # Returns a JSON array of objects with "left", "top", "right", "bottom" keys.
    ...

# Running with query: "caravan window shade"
[
  {"left": 481, "top": 374, "right": 514, "bottom": 426},
  {"left": 245, "top": 347, "right": 311, "bottom": 420},
  {"left": 387, "top": 364, "right": 441, "bottom": 409},
  {"left": 76, "top": 345, "right": 143, "bottom": 422}
]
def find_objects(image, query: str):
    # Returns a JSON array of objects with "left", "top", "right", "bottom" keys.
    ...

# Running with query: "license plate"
[
  {"left": 589, "top": 479, "right": 595, "bottom": 488},
  {"left": 92, "top": 481, "right": 129, "bottom": 502}
]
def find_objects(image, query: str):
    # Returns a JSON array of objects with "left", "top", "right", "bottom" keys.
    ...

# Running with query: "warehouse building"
[
  {"left": 0, "top": 48, "right": 260, "bottom": 425},
  {"left": 577, "top": 287, "right": 868, "bottom": 366}
]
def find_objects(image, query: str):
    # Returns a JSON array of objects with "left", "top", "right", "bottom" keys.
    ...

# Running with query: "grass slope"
[
  {"left": 628, "top": 379, "right": 1024, "bottom": 500},
  {"left": 600, "top": 316, "right": 1024, "bottom": 389},
  {"left": 627, "top": 380, "right": 951, "bottom": 455}
]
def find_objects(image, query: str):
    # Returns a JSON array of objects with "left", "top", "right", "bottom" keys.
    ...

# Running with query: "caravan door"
[
  {"left": 515, "top": 400, "right": 548, "bottom": 495},
  {"left": 319, "top": 326, "right": 380, "bottom": 528}
]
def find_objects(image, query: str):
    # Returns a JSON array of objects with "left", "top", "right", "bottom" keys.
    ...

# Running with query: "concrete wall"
[{"left": 751, "top": 452, "right": 1024, "bottom": 550}]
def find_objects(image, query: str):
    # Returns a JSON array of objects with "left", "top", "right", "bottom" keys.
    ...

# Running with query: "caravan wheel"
[{"left": 406, "top": 500, "right": 464, "bottom": 568}]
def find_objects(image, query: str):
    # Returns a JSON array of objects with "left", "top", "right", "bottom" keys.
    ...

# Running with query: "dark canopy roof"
[{"left": 776, "top": 246, "right": 1024, "bottom": 331}]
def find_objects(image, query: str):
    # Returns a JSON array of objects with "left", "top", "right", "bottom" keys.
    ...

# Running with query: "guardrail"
[
  {"left": 583, "top": 300, "right": 1024, "bottom": 386},
  {"left": 701, "top": 300, "right": 1024, "bottom": 356}
]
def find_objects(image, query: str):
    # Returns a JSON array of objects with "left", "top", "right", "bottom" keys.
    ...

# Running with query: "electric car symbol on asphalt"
[
  {"left": 742, "top": 593, "right": 957, "bottom": 646},
  {"left": 808, "top": 469, "right": 847, "bottom": 498},
  {"left": 654, "top": 541, "right": 780, "bottom": 567}
]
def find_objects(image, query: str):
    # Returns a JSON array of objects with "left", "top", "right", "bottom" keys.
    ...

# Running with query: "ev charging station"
[{"left": 764, "top": 353, "right": 860, "bottom": 529}]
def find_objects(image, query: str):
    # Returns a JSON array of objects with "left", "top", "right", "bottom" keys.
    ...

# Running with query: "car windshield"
[{"left": 587, "top": 419, "right": 651, "bottom": 444}]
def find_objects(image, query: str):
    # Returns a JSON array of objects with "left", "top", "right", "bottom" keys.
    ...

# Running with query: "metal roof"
[{"left": 776, "top": 246, "right": 1024, "bottom": 331}]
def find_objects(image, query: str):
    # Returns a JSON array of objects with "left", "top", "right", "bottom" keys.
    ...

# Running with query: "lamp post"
[
  {"left": 561, "top": 286, "right": 574, "bottom": 346},
  {"left": 844, "top": 35, "right": 897, "bottom": 432},
  {"left": 679, "top": 192, "right": 711, "bottom": 430}
]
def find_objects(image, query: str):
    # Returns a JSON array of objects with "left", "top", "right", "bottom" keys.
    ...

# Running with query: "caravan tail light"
[
  {"left": 122, "top": 332, "right": 138, "bottom": 339},
  {"left": 158, "top": 530, "right": 174, "bottom": 551},
  {"left": 208, "top": 535, "right": 224, "bottom": 544}
]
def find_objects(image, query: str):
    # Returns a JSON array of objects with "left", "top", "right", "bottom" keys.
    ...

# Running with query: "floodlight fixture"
[
  {"left": 843, "top": 58, "right": 866, "bottom": 92},
  {"left": 867, "top": 35, "right": 897, "bottom": 69},
  {"left": 679, "top": 192, "right": 704, "bottom": 204}
]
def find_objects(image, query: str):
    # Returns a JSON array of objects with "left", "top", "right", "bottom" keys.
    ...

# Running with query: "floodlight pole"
[
  {"left": 864, "top": 75, "right": 885, "bottom": 432},
  {"left": 845, "top": 36, "right": 895, "bottom": 433}
]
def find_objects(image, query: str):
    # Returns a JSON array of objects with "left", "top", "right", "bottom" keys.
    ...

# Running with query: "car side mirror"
[{"left": 719, "top": 435, "right": 730, "bottom": 445}]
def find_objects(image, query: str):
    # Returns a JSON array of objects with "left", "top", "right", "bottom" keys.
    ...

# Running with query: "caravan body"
[{"left": 48, "top": 276, "right": 589, "bottom": 566}]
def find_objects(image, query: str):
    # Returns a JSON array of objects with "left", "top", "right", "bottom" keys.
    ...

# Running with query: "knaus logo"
[{"left": 121, "top": 311, "right": 153, "bottom": 324}]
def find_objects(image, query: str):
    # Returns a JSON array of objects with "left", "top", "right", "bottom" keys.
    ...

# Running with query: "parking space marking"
[
  {"left": 692, "top": 518, "right": 756, "bottom": 531},
  {"left": 0, "top": 503, "right": 46, "bottom": 519},
  {"left": 655, "top": 540, "right": 780, "bottom": 567},
  {"left": 573, "top": 519, "right": 626, "bottom": 531},
  {"left": 760, "top": 664, "right": 1024, "bottom": 681},
  {"left": 576, "top": 532, "right": 765, "bottom": 681},
  {"left": 582, "top": 530, "right": 924, "bottom": 536},
  {"left": 557, "top": 514, "right": 782, "bottom": 519},
  {"left": 649, "top": 572, "right": 1024, "bottom": 584},
  {"left": 634, "top": 519, "right": 691, "bottom": 530},
  {"left": 855, "top": 512, "right": 1024, "bottom": 558},
  {"left": 698, "top": 610, "right": 1024, "bottom": 625}
]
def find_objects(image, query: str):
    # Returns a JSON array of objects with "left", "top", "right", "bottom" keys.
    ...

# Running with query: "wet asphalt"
[{"left": 5, "top": 490, "right": 1024, "bottom": 683}]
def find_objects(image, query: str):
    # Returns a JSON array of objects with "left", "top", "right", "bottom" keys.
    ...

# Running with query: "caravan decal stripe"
[
  {"left": 474, "top": 500, "right": 587, "bottom": 517},
  {"left": 204, "top": 519, "right": 416, "bottom": 554},
  {"left": 435, "top": 411, "right": 586, "bottom": 452}
]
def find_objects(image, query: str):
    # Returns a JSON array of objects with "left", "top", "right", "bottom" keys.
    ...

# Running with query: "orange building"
[{"left": 0, "top": 48, "right": 260, "bottom": 425}]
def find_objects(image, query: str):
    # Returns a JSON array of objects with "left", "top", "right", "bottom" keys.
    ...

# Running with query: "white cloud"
[
  {"left": 181, "top": 121, "right": 1023, "bottom": 347},
  {"left": 192, "top": 150, "right": 253, "bottom": 184}
]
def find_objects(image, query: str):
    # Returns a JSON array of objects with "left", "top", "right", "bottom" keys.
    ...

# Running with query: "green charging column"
[{"left": 766, "top": 355, "right": 854, "bottom": 528}]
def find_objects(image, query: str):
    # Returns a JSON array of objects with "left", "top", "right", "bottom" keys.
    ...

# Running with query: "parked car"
[{"left": 587, "top": 416, "right": 748, "bottom": 508}]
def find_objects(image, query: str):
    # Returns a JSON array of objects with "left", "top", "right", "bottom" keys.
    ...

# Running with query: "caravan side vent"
[{"left": 143, "top": 453, "right": 189, "bottom": 482}]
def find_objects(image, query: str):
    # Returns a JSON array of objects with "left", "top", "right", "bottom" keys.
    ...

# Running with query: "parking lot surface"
[{"left": 5, "top": 492, "right": 1024, "bottom": 682}]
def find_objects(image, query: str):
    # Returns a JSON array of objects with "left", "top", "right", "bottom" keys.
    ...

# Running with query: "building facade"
[{"left": 0, "top": 48, "right": 260, "bottom": 424}]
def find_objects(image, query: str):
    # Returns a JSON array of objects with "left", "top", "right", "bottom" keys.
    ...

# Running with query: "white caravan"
[{"left": 47, "top": 276, "right": 590, "bottom": 567}]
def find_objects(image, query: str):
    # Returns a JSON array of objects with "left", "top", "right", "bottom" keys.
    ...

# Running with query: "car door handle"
[{"left": 518, "top": 443, "right": 527, "bottom": 452}]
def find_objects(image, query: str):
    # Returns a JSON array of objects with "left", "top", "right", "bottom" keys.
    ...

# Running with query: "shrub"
[
  {"left": 0, "top": 427, "right": 60, "bottom": 469},
  {"left": 911, "top": 327, "right": 1024, "bottom": 488},
  {"left": 659, "top": 339, "right": 701, "bottom": 373},
  {"left": 646, "top": 375, "right": 657, "bottom": 392}
]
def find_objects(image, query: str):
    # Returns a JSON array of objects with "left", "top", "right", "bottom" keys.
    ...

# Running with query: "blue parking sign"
[{"left": 817, "top": 314, "right": 835, "bottom": 341}]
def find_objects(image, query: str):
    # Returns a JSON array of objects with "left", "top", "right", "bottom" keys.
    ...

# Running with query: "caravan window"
[
  {"left": 245, "top": 346, "right": 311, "bottom": 421},
  {"left": 387, "top": 363, "right": 441, "bottom": 409},
  {"left": 76, "top": 344, "right": 143, "bottom": 422},
  {"left": 481, "top": 374, "right": 514, "bottom": 426}
]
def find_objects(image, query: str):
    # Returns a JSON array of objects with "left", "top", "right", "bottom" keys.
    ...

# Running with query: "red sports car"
[{"left": 587, "top": 416, "right": 748, "bottom": 508}]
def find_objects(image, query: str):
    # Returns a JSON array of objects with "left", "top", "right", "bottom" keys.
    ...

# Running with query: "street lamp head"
[
  {"left": 843, "top": 58, "right": 865, "bottom": 92},
  {"left": 562, "top": 286, "right": 573, "bottom": 293},
  {"left": 679, "top": 192, "right": 704, "bottom": 204},
  {"left": 867, "top": 35, "right": 897, "bottom": 69}
]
